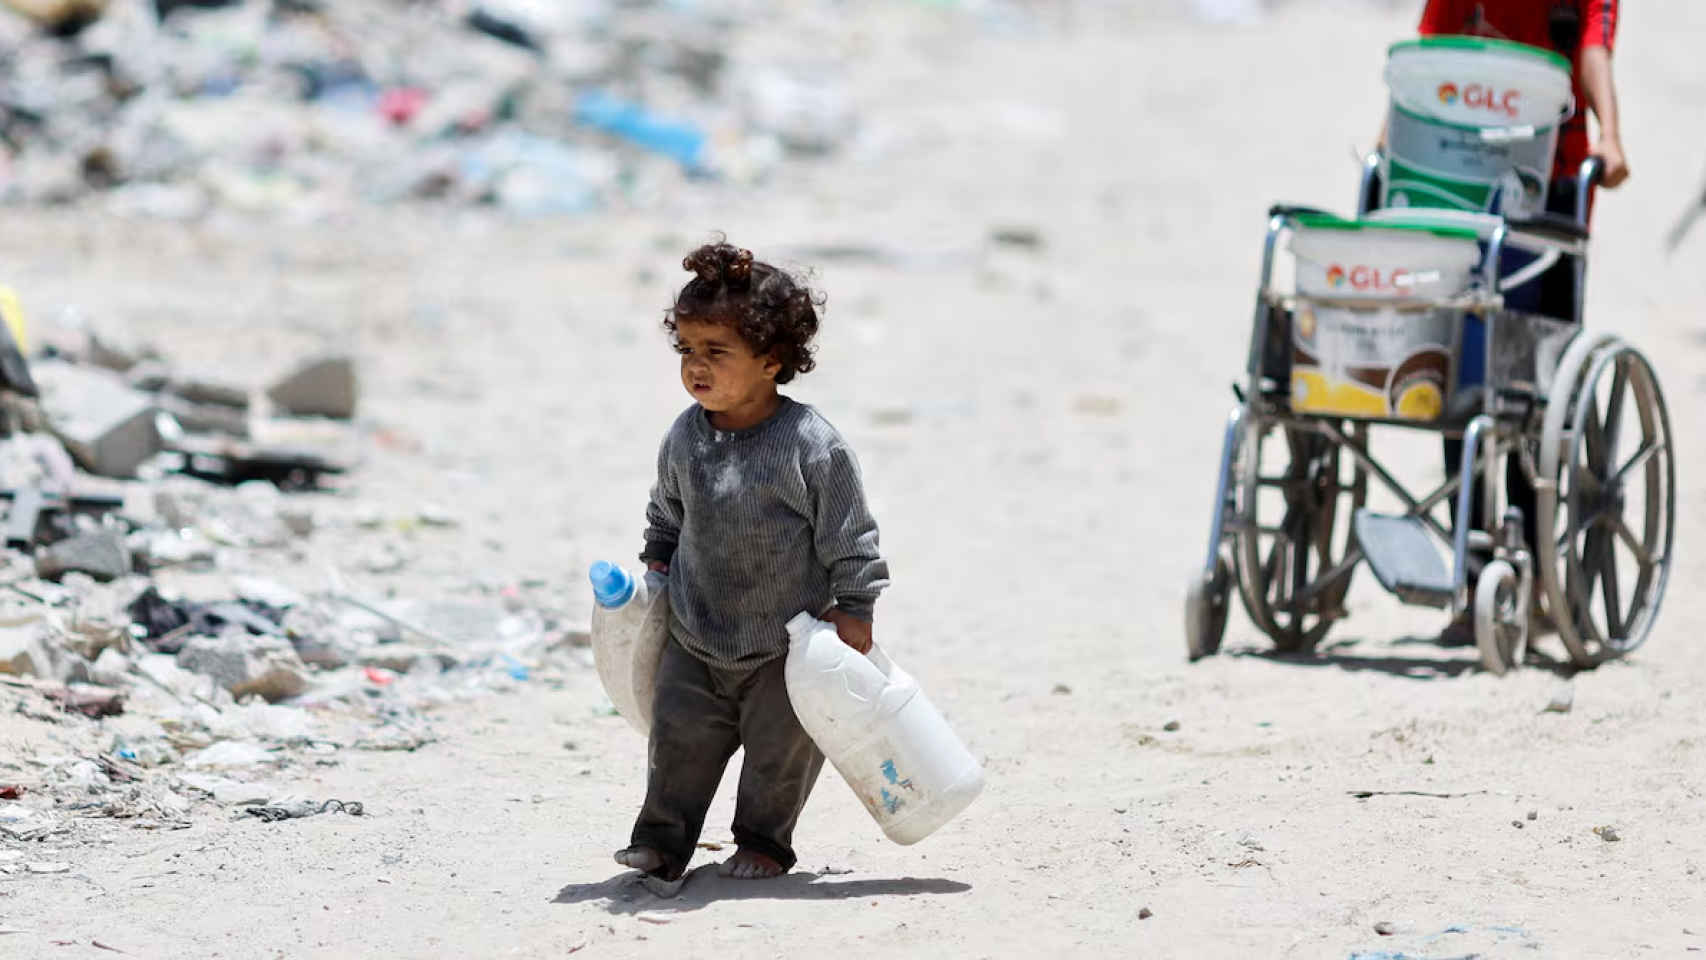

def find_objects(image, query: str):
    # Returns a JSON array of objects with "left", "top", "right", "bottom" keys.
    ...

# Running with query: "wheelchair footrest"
[{"left": 1354, "top": 510, "right": 1454, "bottom": 609}]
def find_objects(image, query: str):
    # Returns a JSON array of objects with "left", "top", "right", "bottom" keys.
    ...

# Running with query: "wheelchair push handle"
[{"left": 1575, "top": 157, "right": 1605, "bottom": 227}]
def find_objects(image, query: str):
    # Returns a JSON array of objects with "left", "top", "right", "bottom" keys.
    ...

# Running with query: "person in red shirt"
[
  {"left": 1413, "top": 2, "right": 1628, "bottom": 640},
  {"left": 1418, "top": 0, "right": 1629, "bottom": 200}
]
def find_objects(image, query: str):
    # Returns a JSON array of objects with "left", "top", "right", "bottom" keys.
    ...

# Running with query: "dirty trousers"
[{"left": 629, "top": 639, "right": 824, "bottom": 880}]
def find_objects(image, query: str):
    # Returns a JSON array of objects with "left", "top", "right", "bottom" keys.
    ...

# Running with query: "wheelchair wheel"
[
  {"left": 1537, "top": 336, "right": 1676, "bottom": 667},
  {"left": 1474, "top": 559, "right": 1528, "bottom": 676},
  {"left": 1186, "top": 552, "right": 1232, "bottom": 662},
  {"left": 1233, "top": 419, "right": 1366, "bottom": 654}
]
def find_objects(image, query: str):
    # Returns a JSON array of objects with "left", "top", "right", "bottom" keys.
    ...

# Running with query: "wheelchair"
[{"left": 1186, "top": 156, "right": 1675, "bottom": 674}]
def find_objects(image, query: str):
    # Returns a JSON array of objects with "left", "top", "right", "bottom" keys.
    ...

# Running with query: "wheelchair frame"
[{"left": 1187, "top": 158, "right": 1675, "bottom": 673}]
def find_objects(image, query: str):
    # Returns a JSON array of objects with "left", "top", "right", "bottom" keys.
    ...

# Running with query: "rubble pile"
[
  {"left": 0, "top": 0, "right": 866, "bottom": 217},
  {"left": 0, "top": 314, "right": 595, "bottom": 855}
]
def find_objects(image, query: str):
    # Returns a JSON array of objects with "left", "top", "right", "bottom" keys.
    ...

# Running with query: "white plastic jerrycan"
[
  {"left": 784, "top": 613, "right": 983, "bottom": 845},
  {"left": 589, "top": 561, "right": 670, "bottom": 737}
]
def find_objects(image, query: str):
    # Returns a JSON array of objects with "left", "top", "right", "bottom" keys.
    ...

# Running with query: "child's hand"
[
  {"left": 646, "top": 561, "right": 669, "bottom": 574},
  {"left": 821, "top": 608, "right": 873, "bottom": 655}
]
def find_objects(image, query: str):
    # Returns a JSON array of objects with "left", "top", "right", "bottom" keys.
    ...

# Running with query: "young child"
[{"left": 613, "top": 239, "right": 890, "bottom": 885}]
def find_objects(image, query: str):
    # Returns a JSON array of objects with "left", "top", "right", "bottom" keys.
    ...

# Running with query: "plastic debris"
[{"left": 242, "top": 798, "right": 364, "bottom": 822}]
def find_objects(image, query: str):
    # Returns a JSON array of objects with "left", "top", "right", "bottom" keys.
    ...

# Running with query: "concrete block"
[
  {"left": 267, "top": 356, "right": 357, "bottom": 420},
  {"left": 176, "top": 627, "right": 310, "bottom": 703},
  {"left": 34, "top": 360, "right": 160, "bottom": 478},
  {"left": 0, "top": 623, "right": 58, "bottom": 680},
  {"left": 35, "top": 528, "right": 132, "bottom": 583}
]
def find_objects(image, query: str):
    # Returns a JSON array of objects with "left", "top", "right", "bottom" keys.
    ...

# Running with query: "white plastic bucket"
[
  {"left": 1290, "top": 216, "right": 1481, "bottom": 301},
  {"left": 1386, "top": 38, "right": 1573, "bottom": 129},
  {"left": 1381, "top": 38, "right": 1573, "bottom": 215},
  {"left": 1288, "top": 216, "right": 1480, "bottom": 421}
]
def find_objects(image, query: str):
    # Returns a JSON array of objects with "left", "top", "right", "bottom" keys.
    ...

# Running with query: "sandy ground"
[{"left": 3, "top": 1, "right": 1706, "bottom": 957}]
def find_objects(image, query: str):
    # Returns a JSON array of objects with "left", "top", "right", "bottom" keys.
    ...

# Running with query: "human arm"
[
  {"left": 639, "top": 434, "right": 682, "bottom": 574},
  {"left": 809, "top": 446, "right": 891, "bottom": 654},
  {"left": 1416, "top": 0, "right": 1457, "bottom": 36},
  {"left": 1578, "top": 30, "right": 1627, "bottom": 187}
]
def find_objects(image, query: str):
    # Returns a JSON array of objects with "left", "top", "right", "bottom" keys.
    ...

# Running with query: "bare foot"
[
  {"left": 614, "top": 846, "right": 666, "bottom": 876},
  {"left": 717, "top": 849, "right": 785, "bottom": 880}
]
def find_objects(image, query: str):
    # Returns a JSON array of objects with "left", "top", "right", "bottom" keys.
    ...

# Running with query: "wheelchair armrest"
[
  {"left": 1503, "top": 211, "right": 1590, "bottom": 244},
  {"left": 1268, "top": 204, "right": 1337, "bottom": 222}
]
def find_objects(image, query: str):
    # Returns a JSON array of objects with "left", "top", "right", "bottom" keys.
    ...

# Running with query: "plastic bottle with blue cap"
[
  {"left": 589, "top": 560, "right": 670, "bottom": 737},
  {"left": 783, "top": 612, "right": 983, "bottom": 845}
]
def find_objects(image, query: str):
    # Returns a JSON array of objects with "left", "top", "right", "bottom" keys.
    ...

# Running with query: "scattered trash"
[
  {"left": 990, "top": 227, "right": 1044, "bottom": 250},
  {"left": 1374, "top": 922, "right": 1397, "bottom": 936},
  {"left": 1139, "top": 907, "right": 1153, "bottom": 920},
  {"left": 1527, "top": 809, "right": 1538, "bottom": 821},
  {"left": 243, "top": 798, "right": 364, "bottom": 823},
  {"left": 0, "top": 801, "right": 65, "bottom": 840},
  {"left": 1349, "top": 789, "right": 1487, "bottom": 800},
  {"left": 44, "top": 682, "right": 125, "bottom": 717},
  {"left": 25, "top": 861, "right": 72, "bottom": 874},
  {"left": 1163, "top": 720, "right": 1182, "bottom": 732},
  {"left": 176, "top": 629, "right": 310, "bottom": 703},
  {"left": 1544, "top": 684, "right": 1575, "bottom": 714},
  {"left": 177, "top": 774, "right": 270, "bottom": 806},
  {"left": 1594, "top": 825, "right": 1621, "bottom": 842},
  {"left": 130, "top": 588, "right": 289, "bottom": 649},
  {"left": 1351, "top": 922, "right": 1535, "bottom": 959},
  {"left": 573, "top": 91, "right": 709, "bottom": 174},
  {"left": 0, "top": 0, "right": 901, "bottom": 218},
  {"left": 184, "top": 740, "right": 277, "bottom": 770}
]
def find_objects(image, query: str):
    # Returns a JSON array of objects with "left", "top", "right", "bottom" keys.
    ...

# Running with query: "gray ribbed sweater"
[{"left": 639, "top": 397, "right": 890, "bottom": 668}]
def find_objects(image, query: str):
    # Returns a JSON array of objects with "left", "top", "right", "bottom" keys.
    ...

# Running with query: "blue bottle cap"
[{"left": 589, "top": 561, "right": 636, "bottom": 608}]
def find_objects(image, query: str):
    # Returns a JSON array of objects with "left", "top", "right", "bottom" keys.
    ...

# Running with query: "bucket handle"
[{"left": 1496, "top": 248, "right": 1561, "bottom": 293}]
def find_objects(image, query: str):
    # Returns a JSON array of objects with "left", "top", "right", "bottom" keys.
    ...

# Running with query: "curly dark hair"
[{"left": 665, "top": 237, "right": 824, "bottom": 384}]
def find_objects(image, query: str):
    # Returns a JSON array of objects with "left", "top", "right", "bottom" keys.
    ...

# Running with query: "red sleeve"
[
  {"left": 1582, "top": 0, "right": 1617, "bottom": 51},
  {"left": 1417, "top": 0, "right": 1459, "bottom": 36}
]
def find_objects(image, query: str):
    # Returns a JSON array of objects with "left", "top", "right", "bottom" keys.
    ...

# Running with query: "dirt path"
[{"left": 3, "top": 3, "right": 1705, "bottom": 957}]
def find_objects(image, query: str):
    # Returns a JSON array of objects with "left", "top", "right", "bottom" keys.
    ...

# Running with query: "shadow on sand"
[
  {"left": 1228, "top": 636, "right": 1577, "bottom": 680},
  {"left": 554, "top": 867, "right": 971, "bottom": 915}
]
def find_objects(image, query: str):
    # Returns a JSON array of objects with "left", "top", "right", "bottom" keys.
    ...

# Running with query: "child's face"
[{"left": 674, "top": 318, "right": 782, "bottom": 413}]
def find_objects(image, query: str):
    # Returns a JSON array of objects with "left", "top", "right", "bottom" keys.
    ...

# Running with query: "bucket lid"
[
  {"left": 1367, "top": 208, "right": 1500, "bottom": 233},
  {"left": 1293, "top": 212, "right": 1479, "bottom": 243},
  {"left": 1387, "top": 37, "right": 1571, "bottom": 75},
  {"left": 1366, "top": 209, "right": 1570, "bottom": 254}
]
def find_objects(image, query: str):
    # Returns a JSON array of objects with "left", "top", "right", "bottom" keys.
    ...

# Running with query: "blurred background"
[{"left": 0, "top": 1, "right": 1703, "bottom": 956}]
